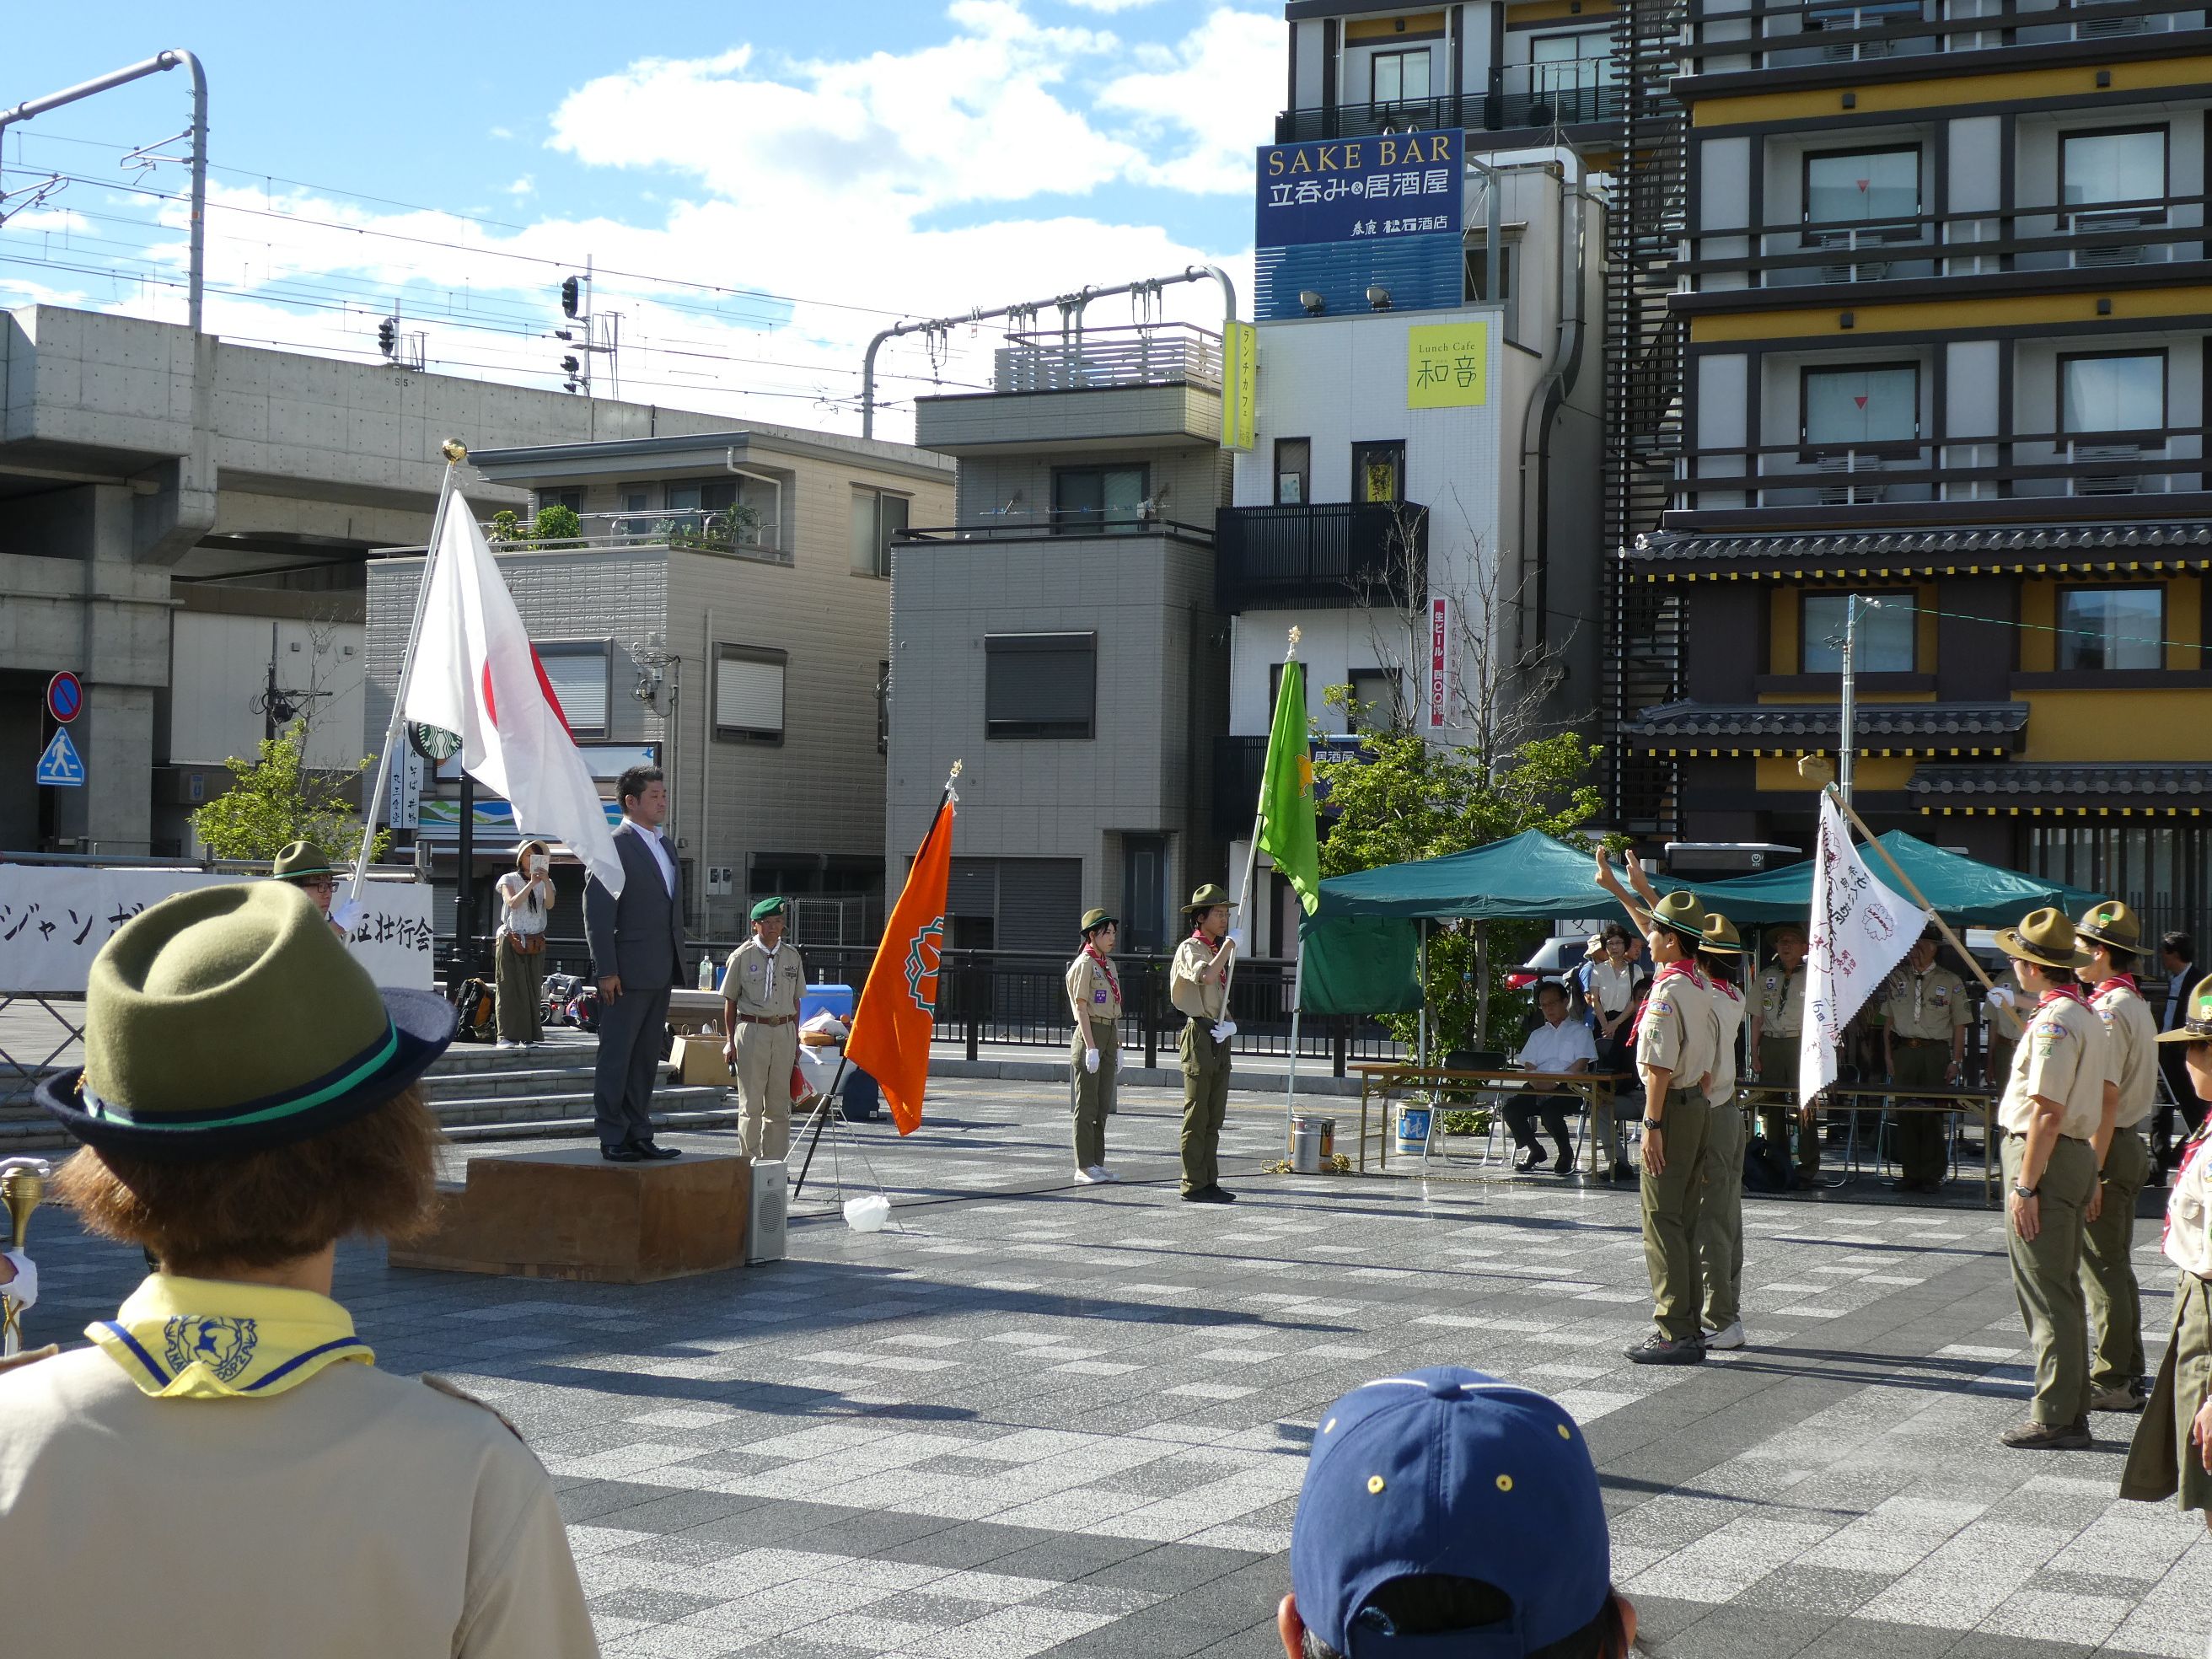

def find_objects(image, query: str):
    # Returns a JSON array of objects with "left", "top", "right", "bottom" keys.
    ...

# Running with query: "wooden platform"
[{"left": 391, "top": 1147, "right": 752, "bottom": 1282}]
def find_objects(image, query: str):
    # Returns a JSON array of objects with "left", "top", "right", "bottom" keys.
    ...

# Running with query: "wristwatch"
[
  {"left": 1641, "top": 1117, "right": 1666, "bottom": 1130},
  {"left": 2011, "top": 1182, "right": 2039, "bottom": 1200}
]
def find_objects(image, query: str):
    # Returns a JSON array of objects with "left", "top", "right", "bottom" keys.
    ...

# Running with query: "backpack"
[
  {"left": 452, "top": 978, "right": 497, "bottom": 1044},
  {"left": 1742, "top": 1132, "right": 1787, "bottom": 1194}
]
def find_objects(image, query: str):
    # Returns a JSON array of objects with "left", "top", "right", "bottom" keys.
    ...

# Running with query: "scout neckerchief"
[
  {"left": 2163, "top": 1117, "right": 2212, "bottom": 1270},
  {"left": 1084, "top": 940, "right": 1121, "bottom": 1007},
  {"left": 89, "top": 1274, "right": 373, "bottom": 1400},
  {"left": 2092, "top": 974, "right": 2138, "bottom": 1001},
  {"left": 1190, "top": 927, "right": 1229, "bottom": 982},
  {"left": 2037, "top": 982, "right": 2091, "bottom": 1012},
  {"left": 1629, "top": 957, "right": 1698, "bottom": 1045}
]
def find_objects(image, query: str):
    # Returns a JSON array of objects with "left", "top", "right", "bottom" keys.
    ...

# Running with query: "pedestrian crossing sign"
[{"left": 36, "top": 727, "right": 84, "bottom": 787}]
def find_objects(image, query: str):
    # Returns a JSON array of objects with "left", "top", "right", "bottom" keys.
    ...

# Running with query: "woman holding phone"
[{"left": 493, "top": 840, "right": 554, "bottom": 1048}]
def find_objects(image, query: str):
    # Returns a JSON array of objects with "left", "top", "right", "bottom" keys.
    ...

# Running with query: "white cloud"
[
  {"left": 1097, "top": 7, "right": 1285, "bottom": 196},
  {"left": 1059, "top": 0, "right": 1168, "bottom": 10}
]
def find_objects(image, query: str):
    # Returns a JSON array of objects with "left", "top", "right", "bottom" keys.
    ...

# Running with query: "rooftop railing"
[
  {"left": 484, "top": 507, "right": 792, "bottom": 566},
  {"left": 1680, "top": 0, "right": 2211, "bottom": 71},
  {"left": 992, "top": 323, "right": 1222, "bottom": 395}
]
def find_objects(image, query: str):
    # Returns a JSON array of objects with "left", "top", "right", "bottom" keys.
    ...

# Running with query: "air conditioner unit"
[
  {"left": 2069, "top": 207, "right": 2154, "bottom": 267},
  {"left": 2070, "top": 441, "right": 2145, "bottom": 496},
  {"left": 2074, "top": 9, "right": 2148, "bottom": 36},
  {"left": 1816, "top": 450, "right": 1888, "bottom": 504},
  {"left": 1812, "top": 228, "right": 1895, "bottom": 283}
]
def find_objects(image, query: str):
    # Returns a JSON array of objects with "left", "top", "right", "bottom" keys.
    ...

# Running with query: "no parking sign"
[{"left": 46, "top": 672, "right": 82, "bottom": 724}]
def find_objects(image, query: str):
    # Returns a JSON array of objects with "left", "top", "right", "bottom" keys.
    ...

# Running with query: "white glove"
[
  {"left": 1083, "top": 1047, "right": 1100, "bottom": 1074},
  {"left": 330, "top": 898, "right": 363, "bottom": 934},
  {"left": 2, "top": 1248, "right": 36, "bottom": 1312},
  {"left": 1213, "top": 1019, "right": 1238, "bottom": 1044}
]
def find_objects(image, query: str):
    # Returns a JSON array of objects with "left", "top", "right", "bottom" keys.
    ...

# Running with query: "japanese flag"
[{"left": 401, "top": 495, "right": 625, "bottom": 896}]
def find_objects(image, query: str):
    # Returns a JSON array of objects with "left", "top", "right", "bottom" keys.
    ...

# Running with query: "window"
[
  {"left": 1348, "top": 667, "right": 1399, "bottom": 729},
  {"left": 534, "top": 641, "right": 611, "bottom": 738},
  {"left": 1270, "top": 659, "right": 1310, "bottom": 711},
  {"left": 2060, "top": 352, "right": 2165, "bottom": 437},
  {"left": 1274, "top": 439, "right": 1311, "bottom": 507},
  {"left": 2057, "top": 588, "right": 2163, "bottom": 672},
  {"left": 617, "top": 487, "right": 652, "bottom": 536},
  {"left": 535, "top": 487, "right": 583, "bottom": 515},
  {"left": 1802, "top": 363, "right": 1919, "bottom": 448},
  {"left": 1803, "top": 147, "right": 1919, "bottom": 231},
  {"left": 985, "top": 634, "right": 1096, "bottom": 739},
  {"left": 1530, "top": 30, "right": 1617, "bottom": 104},
  {"left": 1371, "top": 47, "right": 1431, "bottom": 104},
  {"left": 715, "top": 644, "right": 787, "bottom": 744},
  {"left": 1463, "top": 241, "right": 1515, "bottom": 304},
  {"left": 1801, "top": 593, "right": 1916, "bottom": 674},
  {"left": 1351, "top": 440, "right": 1406, "bottom": 503},
  {"left": 1052, "top": 465, "right": 1147, "bottom": 533},
  {"left": 851, "top": 488, "right": 909, "bottom": 577},
  {"left": 2061, "top": 128, "right": 2167, "bottom": 222}
]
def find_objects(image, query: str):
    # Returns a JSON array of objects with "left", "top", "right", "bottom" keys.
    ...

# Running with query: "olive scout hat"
[
  {"left": 1184, "top": 883, "right": 1233, "bottom": 915},
  {"left": 2159, "top": 975, "right": 2212, "bottom": 1044},
  {"left": 750, "top": 896, "right": 788, "bottom": 922},
  {"left": 35, "top": 882, "right": 457, "bottom": 1163},
  {"left": 271, "top": 840, "right": 336, "bottom": 881},
  {"left": 1081, "top": 907, "right": 1118, "bottom": 935},
  {"left": 1996, "top": 907, "right": 2094, "bottom": 973},
  {"left": 2075, "top": 899, "right": 2142, "bottom": 953},
  {"left": 1700, "top": 912, "right": 1745, "bottom": 955},
  {"left": 1647, "top": 889, "right": 1709, "bottom": 942}
]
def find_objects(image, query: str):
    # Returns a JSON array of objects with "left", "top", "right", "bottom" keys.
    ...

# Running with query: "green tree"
[{"left": 192, "top": 720, "right": 389, "bottom": 865}]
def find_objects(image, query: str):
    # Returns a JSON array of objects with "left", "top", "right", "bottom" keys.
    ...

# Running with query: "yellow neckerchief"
[{"left": 88, "top": 1274, "right": 374, "bottom": 1400}]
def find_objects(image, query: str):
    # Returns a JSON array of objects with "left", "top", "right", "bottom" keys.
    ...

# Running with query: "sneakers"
[
  {"left": 1700, "top": 1321, "right": 1747, "bottom": 1351},
  {"left": 1074, "top": 1165, "right": 1120, "bottom": 1185},
  {"left": 1624, "top": 1334, "right": 1707, "bottom": 1366},
  {"left": 2000, "top": 1418, "right": 2093, "bottom": 1450},
  {"left": 2089, "top": 1383, "right": 2147, "bottom": 1415},
  {"left": 1181, "top": 1184, "right": 1237, "bottom": 1204}
]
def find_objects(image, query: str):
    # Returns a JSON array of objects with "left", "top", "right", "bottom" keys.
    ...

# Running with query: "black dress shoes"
[
  {"left": 631, "top": 1141, "right": 681, "bottom": 1161},
  {"left": 600, "top": 1145, "right": 645, "bottom": 1163}
]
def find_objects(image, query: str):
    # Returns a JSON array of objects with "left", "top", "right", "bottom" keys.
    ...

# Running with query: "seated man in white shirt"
[{"left": 1507, "top": 980, "right": 1601, "bottom": 1174}]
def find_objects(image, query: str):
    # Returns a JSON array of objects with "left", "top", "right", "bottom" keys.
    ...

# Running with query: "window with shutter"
[
  {"left": 985, "top": 634, "right": 1096, "bottom": 740},
  {"left": 534, "top": 642, "right": 610, "bottom": 738},
  {"left": 716, "top": 645, "right": 787, "bottom": 743}
]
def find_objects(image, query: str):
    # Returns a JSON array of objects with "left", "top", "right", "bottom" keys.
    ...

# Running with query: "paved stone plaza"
[{"left": 17, "top": 1076, "right": 2211, "bottom": 1657}]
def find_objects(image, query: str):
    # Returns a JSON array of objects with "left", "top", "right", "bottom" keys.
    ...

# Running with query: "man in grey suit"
[{"left": 584, "top": 765, "right": 686, "bottom": 1162}]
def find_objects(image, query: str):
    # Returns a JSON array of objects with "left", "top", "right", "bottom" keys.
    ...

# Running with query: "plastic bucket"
[
  {"left": 1394, "top": 1102, "right": 1433, "bottom": 1153},
  {"left": 1290, "top": 1113, "right": 1338, "bottom": 1173}
]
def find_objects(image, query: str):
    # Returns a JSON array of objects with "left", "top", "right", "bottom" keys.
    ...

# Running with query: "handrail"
[
  {"left": 1679, "top": 0, "right": 2204, "bottom": 58},
  {"left": 895, "top": 518, "right": 1217, "bottom": 544}
]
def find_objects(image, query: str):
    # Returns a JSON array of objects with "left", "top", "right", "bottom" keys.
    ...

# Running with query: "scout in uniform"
[
  {"left": 1994, "top": 908, "right": 2109, "bottom": 1450},
  {"left": 1748, "top": 923, "right": 1817, "bottom": 1187},
  {"left": 2077, "top": 900, "right": 2161, "bottom": 1415},
  {"left": 1169, "top": 883, "right": 1238, "bottom": 1205},
  {"left": 1882, "top": 926, "right": 1968, "bottom": 1194},
  {"left": 1697, "top": 914, "right": 1751, "bottom": 1351},
  {"left": 2120, "top": 975, "right": 2212, "bottom": 1522},
  {"left": 273, "top": 839, "right": 359, "bottom": 941},
  {"left": 721, "top": 897, "right": 805, "bottom": 1162},
  {"left": 1067, "top": 907, "right": 1122, "bottom": 1184}
]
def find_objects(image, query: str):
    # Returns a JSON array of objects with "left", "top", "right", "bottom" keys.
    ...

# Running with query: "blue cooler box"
[{"left": 802, "top": 983, "right": 855, "bottom": 1025}]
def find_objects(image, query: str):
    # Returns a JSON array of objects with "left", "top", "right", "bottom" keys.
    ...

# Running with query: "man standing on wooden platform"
[{"left": 585, "top": 765, "right": 685, "bottom": 1164}]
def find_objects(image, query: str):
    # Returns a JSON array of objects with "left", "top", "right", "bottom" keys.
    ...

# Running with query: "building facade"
[
  {"left": 365, "top": 428, "right": 952, "bottom": 948},
  {"left": 1617, "top": 0, "right": 2212, "bottom": 933},
  {"left": 889, "top": 323, "right": 1232, "bottom": 955}
]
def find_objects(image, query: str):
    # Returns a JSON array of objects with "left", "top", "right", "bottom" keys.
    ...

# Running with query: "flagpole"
[
  {"left": 349, "top": 441, "right": 467, "bottom": 904},
  {"left": 1226, "top": 625, "right": 1300, "bottom": 1011},
  {"left": 1281, "top": 947, "right": 1306, "bottom": 1153}
]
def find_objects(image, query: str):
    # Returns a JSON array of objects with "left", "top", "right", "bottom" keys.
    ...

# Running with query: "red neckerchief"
[
  {"left": 2093, "top": 975, "right": 2138, "bottom": 1000},
  {"left": 2038, "top": 983, "right": 2091, "bottom": 1012},
  {"left": 1191, "top": 928, "right": 1228, "bottom": 983},
  {"left": 1085, "top": 941, "right": 1121, "bottom": 1005},
  {"left": 1630, "top": 958, "right": 1698, "bottom": 1045},
  {"left": 2164, "top": 1118, "right": 2212, "bottom": 1256}
]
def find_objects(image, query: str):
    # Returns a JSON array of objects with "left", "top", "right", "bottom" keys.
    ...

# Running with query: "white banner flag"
[{"left": 1801, "top": 792, "right": 1929, "bottom": 1108}]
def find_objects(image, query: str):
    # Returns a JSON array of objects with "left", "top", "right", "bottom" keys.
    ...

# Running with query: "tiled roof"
[
  {"left": 1632, "top": 523, "right": 2212, "bottom": 564},
  {"left": 1624, "top": 701, "right": 2027, "bottom": 747},
  {"left": 1909, "top": 765, "right": 2212, "bottom": 802}
]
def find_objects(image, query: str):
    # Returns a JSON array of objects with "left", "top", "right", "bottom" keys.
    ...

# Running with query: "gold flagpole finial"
[
  {"left": 1286, "top": 625, "right": 1302, "bottom": 652},
  {"left": 440, "top": 438, "right": 468, "bottom": 465},
  {"left": 1796, "top": 754, "right": 1837, "bottom": 787},
  {"left": 948, "top": 759, "right": 964, "bottom": 780}
]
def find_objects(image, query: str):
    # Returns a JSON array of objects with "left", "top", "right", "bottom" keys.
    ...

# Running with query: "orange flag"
[{"left": 846, "top": 793, "right": 953, "bottom": 1136}]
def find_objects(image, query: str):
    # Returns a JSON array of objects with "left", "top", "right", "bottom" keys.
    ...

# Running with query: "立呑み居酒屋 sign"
[
  {"left": 1407, "top": 321, "right": 1489, "bottom": 409},
  {"left": 1254, "top": 131, "right": 1463, "bottom": 247}
]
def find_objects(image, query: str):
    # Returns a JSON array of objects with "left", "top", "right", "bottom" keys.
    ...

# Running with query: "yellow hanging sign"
[
  {"left": 1406, "top": 321, "right": 1488, "bottom": 410},
  {"left": 1221, "top": 321, "right": 1258, "bottom": 451}
]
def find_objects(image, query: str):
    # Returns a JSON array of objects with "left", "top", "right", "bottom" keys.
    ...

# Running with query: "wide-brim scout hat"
[
  {"left": 1184, "top": 883, "right": 1232, "bottom": 915},
  {"left": 1699, "top": 913, "right": 1744, "bottom": 955},
  {"left": 750, "top": 896, "right": 788, "bottom": 922},
  {"left": 2075, "top": 899, "right": 2141, "bottom": 953},
  {"left": 271, "top": 840, "right": 336, "bottom": 881},
  {"left": 35, "top": 882, "right": 455, "bottom": 1163},
  {"left": 1646, "top": 890, "right": 1708, "bottom": 942},
  {"left": 1081, "top": 907, "right": 1118, "bottom": 934},
  {"left": 2159, "top": 975, "right": 2212, "bottom": 1044},
  {"left": 1995, "top": 907, "right": 2094, "bottom": 972}
]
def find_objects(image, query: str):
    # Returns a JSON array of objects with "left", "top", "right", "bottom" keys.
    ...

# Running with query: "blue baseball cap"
[{"left": 1289, "top": 1366, "right": 1611, "bottom": 1657}]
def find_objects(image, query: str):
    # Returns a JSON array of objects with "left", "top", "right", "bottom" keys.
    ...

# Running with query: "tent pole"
[
  {"left": 1283, "top": 947, "right": 1305, "bottom": 1155},
  {"left": 1417, "top": 918, "right": 1429, "bottom": 1070},
  {"left": 1824, "top": 783, "right": 1995, "bottom": 994}
]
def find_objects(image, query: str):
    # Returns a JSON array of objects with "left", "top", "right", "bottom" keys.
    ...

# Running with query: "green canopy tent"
[{"left": 1678, "top": 830, "right": 2103, "bottom": 928}]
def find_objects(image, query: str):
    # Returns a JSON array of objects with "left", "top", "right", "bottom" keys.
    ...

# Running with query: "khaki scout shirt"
[
  {"left": 1066, "top": 948, "right": 1121, "bottom": 1023},
  {"left": 724, "top": 937, "right": 804, "bottom": 1021},
  {"left": 1884, "top": 966, "right": 1968, "bottom": 1044},
  {"left": 1640, "top": 965, "right": 1718, "bottom": 1098},
  {"left": 0, "top": 1348, "right": 596, "bottom": 1659},
  {"left": 1757, "top": 963, "right": 1807, "bottom": 1039},
  {"left": 2092, "top": 981, "right": 2161, "bottom": 1131},
  {"left": 1170, "top": 933, "right": 1232, "bottom": 1021},
  {"left": 1998, "top": 991, "right": 2109, "bottom": 1141},
  {"left": 1708, "top": 980, "right": 1747, "bottom": 1105}
]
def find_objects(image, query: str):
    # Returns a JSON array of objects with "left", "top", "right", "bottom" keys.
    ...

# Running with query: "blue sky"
[{"left": 2, "top": 2, "right": 1280, "bottom": 434}]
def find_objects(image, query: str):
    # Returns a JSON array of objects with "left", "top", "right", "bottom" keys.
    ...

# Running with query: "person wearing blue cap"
[{"left": 1280, "top": 1366, "right": 1636, "bottom": 1659}]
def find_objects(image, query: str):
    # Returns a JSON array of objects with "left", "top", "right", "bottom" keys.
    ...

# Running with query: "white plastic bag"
[{"left": 843, "top": 1194, "right": 892, "bottom": 1232}]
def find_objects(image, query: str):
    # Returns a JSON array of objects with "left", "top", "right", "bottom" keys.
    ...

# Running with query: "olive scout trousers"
[
  {"left": 1178, "top": 1017, "right": 1231, "bottom": 1195},
  {"left": 2083, "top": 1124, "right": 2153, "bottom": 1394},
  {"left": 1759, "top": 1037, "right": 1819, "bottom": 1179},
  {"left": 1892, "top": 1039, "right": 1952, "bottom": 1186},
  {"left": 1071, "top": 1021, "right": 1117, "bottom": 1172},
  {"left": 1642, "top": 1085, "right": 1712, "bottom": 1344},
  {"left": 2003, "top": 1133, "right": 2099, "bottom": 1427},
  {"left": 1698, "top": 1097, "right": 1747, "bottom": 1334}
]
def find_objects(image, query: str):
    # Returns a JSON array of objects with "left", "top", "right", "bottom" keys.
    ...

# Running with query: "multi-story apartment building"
[
  {"left": 1616, "top": 0, "right": 2212, "bottom": 931},
  {"left": 365, "top": 426, "right": 952, "bottom": 947},
  {"left": 888, "top": 322, "right": 1232, "bottom": 955}
]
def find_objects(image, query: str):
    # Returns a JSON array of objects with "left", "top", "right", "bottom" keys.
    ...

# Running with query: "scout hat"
[
  {"left": 35, "top": 882, "right": 456, "bottom": 1162},
  {"left": 1995, "top": 907, "right": 2094, "bottom": 972},
  {"left": 271, "top": 840, "right": 336, "bottom": 881},
  {"left": 2075, "top": 899, "right": 2141, "bottom": 953},
  {"left": 1184, "top": 883, "right": 1232, "bottom": 915},
  {"left": 1699, "top": 913, "right": 1744, "bottom": 955},
  {"left": 1290, "top": 1366, "right": 1610, "bottom": 1657},
  {"left": 1081, "top": 907, "right": 1118, "bottom": 934},
  {"left": 750, "top": 896, "right": 787, "bottom": 922},
  {"left": 1646, "top": 890, "right": 1708, "bottom": 942},
  {"left": 2158, "top": 975, "right": 2212, "bottom": 1044}
]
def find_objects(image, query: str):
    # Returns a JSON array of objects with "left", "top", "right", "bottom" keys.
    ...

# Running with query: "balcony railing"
[
  {"left": 1681, "top": 0, "right": 2211, "bottom": 72},
  {"left": 1216, "top": 502, "right": 1426, "bottom": 613},
  {"left": 992, "top": 324, "right": 1221, "bottom": 395},
  {"left": 1274, "top": 61, "right": 1624, "bottom": 143},
  {"left": 1672, "top": 423, "right": 2209, "bottom": 522},
  {"left": 485, "top": 507, "right": 792, "bottom": 565},
  {"left": 894, "top": 518, "right": 1216, "bottom": 546},
  {"left": 1680, "top": 192, "right": 2212, "bottom": 289}
]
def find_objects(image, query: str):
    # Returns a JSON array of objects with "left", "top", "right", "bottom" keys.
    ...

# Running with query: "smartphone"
[{"left": 530, "top": 855, "right": 548, "bottom": 875}]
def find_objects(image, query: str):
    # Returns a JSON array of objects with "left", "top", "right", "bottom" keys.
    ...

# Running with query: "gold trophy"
[{"left": 1, "top": 1157, "right": 51, "bottom": 1358}]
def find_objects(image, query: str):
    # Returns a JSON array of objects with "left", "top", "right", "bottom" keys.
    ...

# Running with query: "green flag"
[{"left": 1258, "top": 659, "right": 1322, "bottom": 915}]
